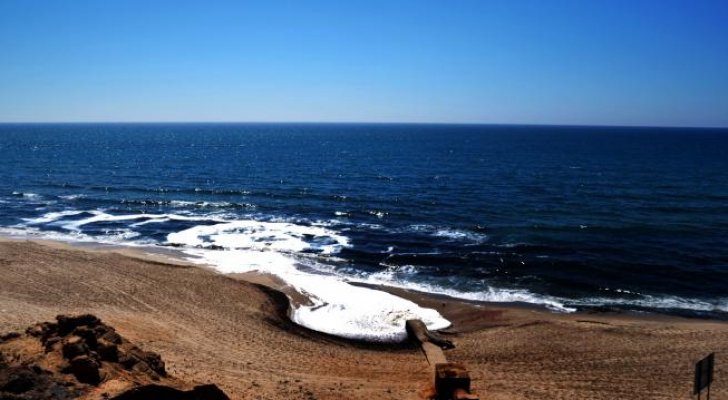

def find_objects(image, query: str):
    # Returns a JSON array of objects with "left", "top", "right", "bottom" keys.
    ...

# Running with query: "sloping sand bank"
[{"left": 1, "top": 240, "right": 726, "bottom": 399}]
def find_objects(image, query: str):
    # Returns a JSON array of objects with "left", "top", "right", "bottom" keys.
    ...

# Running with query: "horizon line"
[{"left": 0, "top": 121, "right": 727, "bottom": 130}]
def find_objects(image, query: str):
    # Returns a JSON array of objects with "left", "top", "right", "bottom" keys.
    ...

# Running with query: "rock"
[
  {"left": 141, "top": 351, "right": 166, "bottom": 377},
  {"left": 110, "top": 384, "right": 230, "bottom": 400},
  {"left": 0, "top": 367, "right": 35, "bottom": 394},
  {"left": 132, "top": 362, "right": 161, "bottom": 381},
  {"left": 44, "top": 336, "right": 62, "bottom": 352},
  {"left": 92, "top": 324, "right": 112, "bottom": 339},
  {"left": 71, "top": 327, "right": 98, "bottom": 349},
  {"left": 61, "top": 336, "right": 89, "bottom": 360},
  {"left": 1, "top": 314, "right": 229, "bottom": 399},
  {"left": 189, "top": 384, "right": 230, "bottom": 400},
  {"left": 101, "top": 330, "right": 122, "bottom": 345},
  {"left": 0, "top": 332, "right": 20, "bottom": 343},
  {"left": 56, "top": 314, "right": 100, "bottom": 336},
  {"left": 0, "top": 365, "right": 77, "bottom": 400},
  {"left": 118, "top": 353, "right": 138, "bottom": 369},
  {"left": 97, "top": 339, "right": 119, "bottom": 362},
  {"left": 29, "top": 365, "right": 46, "bottom": 375},
  {"left": 70, "top": 356, "right": 102, "bottom": 385},
  {"left": 25, "top": 322, "right": 56, "bottom": 339},
  {"left": 123, "top": 348, "right": 166, "bottom": 377}
]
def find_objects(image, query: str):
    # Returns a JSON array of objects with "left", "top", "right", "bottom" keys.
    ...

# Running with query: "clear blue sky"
[{"left": 1, "top": 0, "right": 727, "bottom": 127}]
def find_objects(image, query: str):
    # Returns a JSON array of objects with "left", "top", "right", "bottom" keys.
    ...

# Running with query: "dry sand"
[{"left": 1, "top": 239, "right": 726, "bottom": 399}]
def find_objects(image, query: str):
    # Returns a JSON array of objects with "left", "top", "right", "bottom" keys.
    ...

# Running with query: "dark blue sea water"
[{"left": 2, "top": 123, "right": 728, "bottom": 329}]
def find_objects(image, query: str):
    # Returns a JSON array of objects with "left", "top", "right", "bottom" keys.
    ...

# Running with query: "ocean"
[{"left": 1, "top": 123, "right": 727, "bottom": 340}]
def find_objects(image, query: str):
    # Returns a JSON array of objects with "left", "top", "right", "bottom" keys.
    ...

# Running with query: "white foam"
[
  {"left": 169, "top": 219, "right": 568, "bottom": 316},
  {"left": 290, "top": 275, "right": 450, "bottom": 342},
  {"left": 59, "top": 194, "right": 85, "bottom": 200},
  {"left": 23, "top": 210, "right": 86, "bottom": 225},
  {"left": 26, "top": 210, "right": 224, "bottom": 232},
  {"left": 12, "top": 191, "right": 41, "bottom": 199},
  {"left": 571, "top": 295, "right": 728, "bottom": 313},
  {"left": 356, "top": 267, "right": 575, "bottom": 313},
  {"left": 168, "top": 220, "right": 349, "bottom": 255},
  {"left": 0, "top": 225, "right": 149, "bottom": 246},
  {"left": 433, "top": 228, "right": 488, "bottom": 243},
  {"left": 168, "top": 200, "right": 255, "bottom": 209},
  {"left": 367, "top": 210, "right": 387, "bottom": 218},
  {"left": 408, "top": 224, "right": 435, "bottom": 232},
  {"left": 403, "top": 224, "right": 488, "bottom": 243},
  {"left": 185, "top": 248, "right": 450, "bottom": 341},
  {"left": 167, "top": 220, "right": 451, "bottom": 342},
  {"left": 19, "top": 210, "right": 208, "bottom": 245}
]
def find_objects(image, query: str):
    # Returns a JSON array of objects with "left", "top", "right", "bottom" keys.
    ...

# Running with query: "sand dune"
[{"left": 1, "top": 239, "right": 726, "bottom": 399}]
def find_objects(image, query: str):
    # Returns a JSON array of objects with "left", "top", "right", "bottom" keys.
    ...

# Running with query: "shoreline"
[
  {"left": 2, "top": 238, "right": 728, "bottom": 399},
  {"left": 0, "top": 235, "right": 723, "bottom": 333}
]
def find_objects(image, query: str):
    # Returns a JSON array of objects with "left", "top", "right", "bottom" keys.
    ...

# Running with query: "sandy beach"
[{"left": 1, "top": 239, "right": 726, "bottom": 399}]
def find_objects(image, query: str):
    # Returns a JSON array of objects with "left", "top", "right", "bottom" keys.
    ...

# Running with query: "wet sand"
[{"left": 1, "top": 239, "right": 726, "bottom": 399}]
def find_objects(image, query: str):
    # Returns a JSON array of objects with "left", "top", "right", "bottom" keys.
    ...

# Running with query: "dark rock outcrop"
[
  {"left": 111, "top": 384, "right": 230, "bottom": 400},
  {"left": 69, "top": 356, "right": 101, "bottom": 385},
  {"left": 1, "top": 314, "right": 230, "bottom": 399},
  {"left": 0, "top": 364, "right": 78, "bottom": 400},
  {"left": 29, "top": 314, "right": 168, "bottom": 383}
]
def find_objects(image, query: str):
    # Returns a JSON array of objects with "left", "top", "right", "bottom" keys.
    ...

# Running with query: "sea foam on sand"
[{"left": 167, "top": 220, "right": 451, "bottom": 342}]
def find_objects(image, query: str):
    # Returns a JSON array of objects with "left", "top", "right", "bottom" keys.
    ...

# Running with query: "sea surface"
[{"left": 1, "top": 123, "right": 728, "bottom": 340}]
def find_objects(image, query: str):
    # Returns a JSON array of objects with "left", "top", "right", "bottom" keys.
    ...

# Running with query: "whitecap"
[
  {"left": 570, "top": 295, "right": 728, "bottom": 313},
  {"left": 0, "top": 225, "right": 150, "bottom": 247},
  {"left": 12, "top": 191, "right": 41, "bottom": 199},
  {"left": 23, "top": 210, "right": 86, "bottom": 225},
  {"left": 367, "top": 210, "right": 387, "bottom": 218},
  {"left": 351, "top": 269, "right": 575, "bottom": 313},
  {"left": 433, "top": 228, "right": 488, "bottom": 243},
  {"left": 59, "top": 194, "right": 85, "bottom": 200},
  {"left": 167, "top": 219, "right": 349, "bottom": 256}
]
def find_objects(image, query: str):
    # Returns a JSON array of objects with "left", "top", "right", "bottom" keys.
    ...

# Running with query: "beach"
[{"left": 1, "top": 239, "right": 726, "bottom": 399}]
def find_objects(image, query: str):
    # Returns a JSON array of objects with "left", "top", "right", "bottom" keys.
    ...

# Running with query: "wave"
[
  {"left": 22, "top": 210, "right": 88, "bottom": 225},
  {"left": 11, "top": 191, "right": 41, "bottom": 199},
  {"left": 51, "top": 194, "right": 258, "bottom": 211},
  {"left": 120, "top": 199, "right": 256, "bottom": 209},
  {"left": 59, "top": 194, "right": 85, "bottom": 200},
  {"left": 168, "top": 200, "right": 255, "bottom": 209},
  {"left": 357, "top": 264, "right": 574, "bottom": 312},
  {"left": 367, "top": 210, "right": 387, "bottom": 218},
  {"left": 399, "top": 224, "right": 488, "bottom": 244},
  {"left": 433, "top": 228, "right": 488, "bottom": 243},
  {"left": 568, "top": 295, "right": 728, "bottom": 314},
  {"left": 354, "top": 262, "right": 728, "bottom": 316},
  {"left": 0, "top": 225, "right": 147, "bottom": 246},
  {"left": 167, "top": 219, "right": 350, "bottom": 255}
]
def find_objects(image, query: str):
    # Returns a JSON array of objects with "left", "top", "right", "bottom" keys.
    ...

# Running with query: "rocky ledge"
[{"left": 0, "top": 314, "right": 229, "bottom": 400}]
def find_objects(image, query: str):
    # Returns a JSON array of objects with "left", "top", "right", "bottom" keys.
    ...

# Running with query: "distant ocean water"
[{"left": 1, "top": 123, "right": 727, "bottom": 340}]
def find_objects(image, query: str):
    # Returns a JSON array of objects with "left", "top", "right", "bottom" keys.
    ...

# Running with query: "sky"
[{"left": 1, "top": 0, "right": 727, "bottom": 127}]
